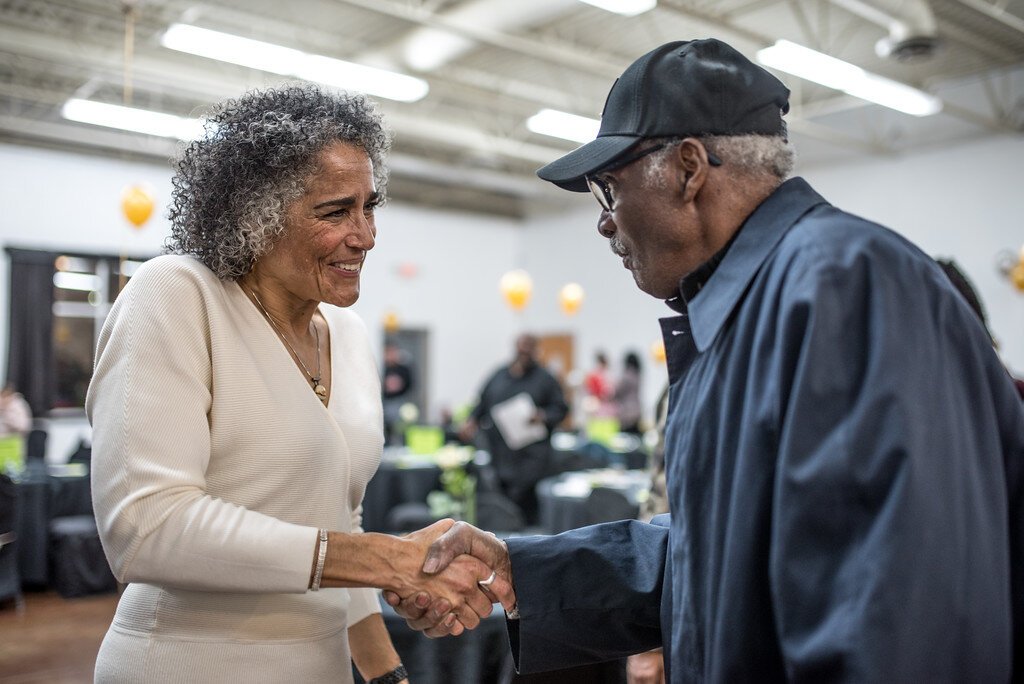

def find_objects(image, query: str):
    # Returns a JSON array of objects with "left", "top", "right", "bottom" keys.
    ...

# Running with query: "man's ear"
[{"left": 674, "top": 138, "right": 712, "bottom": 201}]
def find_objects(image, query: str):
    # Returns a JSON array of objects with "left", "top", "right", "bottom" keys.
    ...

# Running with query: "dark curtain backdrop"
[{"left": 5, "top": 248, "right": 57, "bottom": 416}]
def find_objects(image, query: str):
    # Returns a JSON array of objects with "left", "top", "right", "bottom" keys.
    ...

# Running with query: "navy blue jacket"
[{"left": 506, "top": 178, "right": 1024, "bottom": 682}]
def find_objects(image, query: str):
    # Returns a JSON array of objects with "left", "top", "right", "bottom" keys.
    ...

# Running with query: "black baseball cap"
[{"left": 537, "top": 38, "right": 790, "bottom": 192}]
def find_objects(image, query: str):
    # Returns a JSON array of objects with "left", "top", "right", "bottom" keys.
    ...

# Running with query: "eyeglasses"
[{"left": 586, "top": 143, "right": 723, "bottom": 212}]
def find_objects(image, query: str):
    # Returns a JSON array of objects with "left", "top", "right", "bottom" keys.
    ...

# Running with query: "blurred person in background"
[
  {"left": 936, "top": 257, "right": 1024, "bottom": 400},
  {"left": 583, "top": 350, "right": 613, "bottom": 417},
  {"left": 87, "top": 84, "right": 510, "bottom": 684},
  {"left": 0, "top": 384, "right": 31, "bottom": 436},
  {"left": 613, "top": 351, "right": 643, "bottom": 435},
  {"left": 381, "top": 341, "right": 415, "bottom": 444},
  {"left": 459, "top": 334, "right": 569, "bottom": 524}
]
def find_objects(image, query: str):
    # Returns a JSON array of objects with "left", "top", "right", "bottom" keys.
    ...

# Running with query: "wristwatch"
[{"left": 368, "top": 664, "right": 407, "bottom": 684}]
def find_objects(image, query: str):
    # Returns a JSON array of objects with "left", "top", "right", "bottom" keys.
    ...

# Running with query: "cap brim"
[{"left": 536, "top": 135, "right": 639, "bottom": 192}]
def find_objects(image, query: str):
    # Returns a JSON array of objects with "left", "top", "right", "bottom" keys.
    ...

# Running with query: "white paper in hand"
[{"left": 489, "top": 392, "right": 547, "bottom": 450}]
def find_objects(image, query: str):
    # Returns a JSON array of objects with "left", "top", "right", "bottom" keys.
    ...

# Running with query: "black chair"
[
  {"left": 384, "top": 502, "right": 438, "bottom": 533},
  {"left": 0, "top": 473, "right": 22, "bottom": 607},
  {"left": 67, "top": 440, "right": 92, "bottom": 465},
  {"left": 583, "top": 487, "right": 640, "bottom": 527},
  {"left": 25, "top": 429, "right": 46, "bottom": 462},
  {"left": 48, "top": 515, "right": 117, "bottom": 598},
  {"left": 475, "top": 491, "right": 526, "bottom": 533}
]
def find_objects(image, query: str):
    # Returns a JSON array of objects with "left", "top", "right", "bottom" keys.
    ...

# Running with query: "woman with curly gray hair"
[{"left": 87, "top": 84, "right": 511, "bottom": 683}]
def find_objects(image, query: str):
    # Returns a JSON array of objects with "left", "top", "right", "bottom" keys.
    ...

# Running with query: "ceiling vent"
[{"left": 831, "top": 0, "right": 939, "bottom": 61}]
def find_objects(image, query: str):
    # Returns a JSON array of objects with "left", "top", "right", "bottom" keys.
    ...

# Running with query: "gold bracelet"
[{"left": 310, "top": 528, "right": 328, "bottom": 591}]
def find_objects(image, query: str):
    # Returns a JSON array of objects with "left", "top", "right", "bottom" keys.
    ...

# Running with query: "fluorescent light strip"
[
  {"left": 162, "top": 24, "right": 429, "bottom": 103},
  {"left": 578, "top": 0, "right": 657, "bottom": 16},
  {"left": 53, "top": 272, "right": 101, "bottom": 292},
  {"left": 527, "top": 109, "right": 600, "bottom": 143},
  {"left": 61, "top": 99, "right": 205, "bottom": 140},
  {"left": 757, "top": 40, "right": 941, "bottom": 117}
]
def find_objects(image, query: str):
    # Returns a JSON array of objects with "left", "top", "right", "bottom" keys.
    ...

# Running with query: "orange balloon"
[
  {"left": 500, "top": 270, "right": 533, "bottom": 311},
  {"left": 121, "top": 184, "right": 155, "bottom": 228},
  {"left": 559, "top": 282, "right": 584, "bottom": 315},
  {"left": 651, "top": 340, "right": 666, "bottom": 364}
]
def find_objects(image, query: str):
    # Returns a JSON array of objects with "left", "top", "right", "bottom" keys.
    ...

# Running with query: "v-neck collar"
[{"left": 236, "top": 281, "right": 334, "bottom": 410}]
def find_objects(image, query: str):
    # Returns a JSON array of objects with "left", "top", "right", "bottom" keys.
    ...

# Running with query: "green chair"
[
  {"left": 0, "top": 436, "right": 24, "bottom": 475},
  {"left": 585, "top": 417, "right": 620, "bottom": 448},
  {"left": 404, "top": 425, "right": 444, "bottom": 455}
]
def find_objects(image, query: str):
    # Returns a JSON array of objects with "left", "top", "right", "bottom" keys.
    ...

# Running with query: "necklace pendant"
[{"left": 314, "top": 383, "right": 328, "bottom": 404}]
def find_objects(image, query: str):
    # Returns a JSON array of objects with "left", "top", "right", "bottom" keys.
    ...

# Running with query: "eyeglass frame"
[{"left": 586, "top": 140, "right": 723, "bottom": 213}]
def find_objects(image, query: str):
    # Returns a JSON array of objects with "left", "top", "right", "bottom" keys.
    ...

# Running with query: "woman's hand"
[
  {"left": 384, "top": 520, "right": 516, "bottom": 637},
  {"left": 391, "top": 519, "right": 508, "bottom": 630}
]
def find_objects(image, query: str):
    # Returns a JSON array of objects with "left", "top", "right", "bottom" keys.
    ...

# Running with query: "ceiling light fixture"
[
  {"left": 757, "top": 40, "right": 941, "bottom": 116},
  {"left": 53, "top": 272, "right": 102, "bottom": 292},
  {"left": 577, "top": 0, "right": 657, "bottom": 16},
  {"left": 61, "top": 98, "right": 204, "bottom": 139},
  {"left": 527, "top": 109, "right": 600, "bottom": 143},
  {"left": 161, "top": 24, "right": 429, "bottom": 103}
]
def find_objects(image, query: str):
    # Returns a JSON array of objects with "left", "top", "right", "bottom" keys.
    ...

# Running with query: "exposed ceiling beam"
[
  {"left": 0, "top": 113, "right": 553, "bottom": 201},
  {"left": 0, "top": 23, "right": 571, "bottom": 168},
  {"left": 333, "top": 0, "right": 625, "bottom": 77},
  {"left": 954, "top": 0, "right": 1024, "bottom": 36}
]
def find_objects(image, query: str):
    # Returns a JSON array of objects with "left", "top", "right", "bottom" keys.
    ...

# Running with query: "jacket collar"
[{"left": 668, "top": 177, "right": 829, "bottom": 352}]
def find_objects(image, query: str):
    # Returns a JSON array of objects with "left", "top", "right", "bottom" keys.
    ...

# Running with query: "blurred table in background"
[
  {"left": 537, "top": 469, "right": 651, "bottom": 534},
  {"left": 361, "top": 448, "right": 442, "bottom": 533},
  {"left": 355, "top": 597, "right": 627, "bottom": 684},
  {"left": 549, "top": 431, "right": 648, "bottom": 475},
  {"left": 13, "top": 461, "right": 91, "bottom": 586},
  {"left": 354, "top": 596, "right": 511, "bottom": 684}
]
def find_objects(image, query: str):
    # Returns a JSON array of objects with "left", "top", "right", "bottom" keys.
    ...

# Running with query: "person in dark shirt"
[
  {"left": 459, "top": 334, "right": 568, "bottom": 525},
  {"left": 388, "top": 38, "right": 1024, "bottom": 682},
  {"left": 936, "top": 257, "right": 1024, "bottom": 399},
  {"left": 381, "top": 342, "right": 414, "bottom": 444}
]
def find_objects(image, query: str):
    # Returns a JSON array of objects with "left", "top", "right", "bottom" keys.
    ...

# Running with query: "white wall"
[
  {"left": 351, "top": 201, "right": 522, "bottom": 417},
  {"left": 0, "top": 143, "right": 522, "bottom": 446},
  {"left": 801, "top": 134, "right": 1024, "bottom": 376},
  {"left": 3, "top": 133, "right": 1023, "bottom": 454},
  {"left": 519, "top": 195, "right": 673, "bottom": 423},
  {"left": 519, "top": 134, "right": 1024, "bottom": 421}
]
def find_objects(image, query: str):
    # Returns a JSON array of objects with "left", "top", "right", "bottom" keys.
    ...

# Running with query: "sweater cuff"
[{"left": 347, "top": 587, "right": 383, "bottom": 626}]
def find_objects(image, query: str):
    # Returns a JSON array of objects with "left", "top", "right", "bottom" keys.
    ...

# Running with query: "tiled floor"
[{"left": 0, "top": 591, "right": 117, "bottom": 683}]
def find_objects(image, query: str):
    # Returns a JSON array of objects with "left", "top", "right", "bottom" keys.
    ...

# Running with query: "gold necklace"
[{"left": 247, "top": 287, "right": 328, "bottom": 405}]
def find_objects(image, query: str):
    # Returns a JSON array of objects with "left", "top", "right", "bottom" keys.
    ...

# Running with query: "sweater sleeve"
[
  {"left": 87, "top": 258, "right": 317, "bottom": 593},
  {"left": 347, "top": 502, "right": 382, "bottom": 624}
]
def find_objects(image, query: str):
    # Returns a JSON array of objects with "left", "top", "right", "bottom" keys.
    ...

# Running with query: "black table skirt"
[
  {"left": 14, "top": 465, "right": 92, "bottom": 586},
  {"left": 355, "top": 598, "right": 626, "bottom": 684},
  {"left": 361, "top": 464, "right": 441, "bottom": 533}
]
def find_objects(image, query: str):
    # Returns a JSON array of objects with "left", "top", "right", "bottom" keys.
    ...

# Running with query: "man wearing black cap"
[{"left": 388, "top": 39, "right": 1024, "bottom": 682}]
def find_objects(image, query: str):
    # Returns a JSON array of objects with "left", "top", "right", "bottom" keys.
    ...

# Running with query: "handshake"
[{"left": 383, "top": 519, "right": 516, "bottom": 637}]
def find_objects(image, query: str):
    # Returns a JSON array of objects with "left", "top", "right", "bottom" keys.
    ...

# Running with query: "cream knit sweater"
[{"left": 87, "top": 255, "right": 383, "bottom": 682}]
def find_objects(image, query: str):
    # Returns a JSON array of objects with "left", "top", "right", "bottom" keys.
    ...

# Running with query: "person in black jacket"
[{"left": 459, "top": 334, "right": 568, "bottom": 525}]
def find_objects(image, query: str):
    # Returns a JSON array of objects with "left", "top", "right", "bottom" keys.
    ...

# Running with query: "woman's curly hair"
[{"left": 166, "top": 83, "right": 392, "bottom": 279}]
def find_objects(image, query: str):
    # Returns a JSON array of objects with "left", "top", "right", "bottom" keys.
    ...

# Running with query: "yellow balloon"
[
  {"left": 121, "top": 184, "right": 155, "bottom": 228},
  {"left": 500, "top": 270, "right": 533, "bottom": 311},
  {"left": 559, "top": 282, "right": 584, "bottom": 315},
  {"left": 651, "top": 340, "right": 666, "bottom": 364},
  {"left": 383, "top": 311, "right": 400, "bottom": 333},
  {"left": 1011, "top": 262, "right": 1024, "bottom": 292}
]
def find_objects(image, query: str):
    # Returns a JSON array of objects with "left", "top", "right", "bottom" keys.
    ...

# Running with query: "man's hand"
[
  {"left": 384, "top": 521, "right": 516, "bottom": 637},
  {"left": 457, "top": 418, "right": 478, "bottom": 444},
  {"left": 627, "top": 649, "right": 665, "bottom": 684},
  {"left": 389, "top": 520, "right": 502, "bottom": 630}
]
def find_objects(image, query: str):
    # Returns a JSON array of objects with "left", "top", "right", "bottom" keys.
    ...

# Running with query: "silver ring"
[{"left": 478, "top": 571, "right": 497, "bottom": 587}]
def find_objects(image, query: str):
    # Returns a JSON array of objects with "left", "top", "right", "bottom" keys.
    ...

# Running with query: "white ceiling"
[{"left": 1, "top": 0, "right": 1022, "bottom": 216}]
